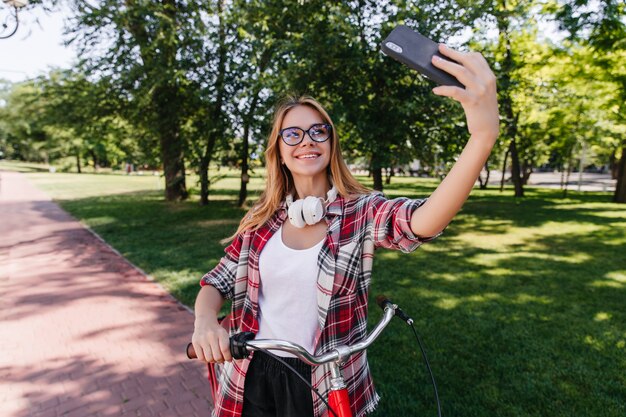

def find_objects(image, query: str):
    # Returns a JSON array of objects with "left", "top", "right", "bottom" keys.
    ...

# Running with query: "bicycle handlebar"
[{"left": 186, "top": 302, "right": 398, "bottom": 366}]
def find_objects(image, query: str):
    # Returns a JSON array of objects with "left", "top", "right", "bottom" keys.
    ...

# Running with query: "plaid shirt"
[{"left": 201, "top": 192, "right": 438, "bottom": 417}]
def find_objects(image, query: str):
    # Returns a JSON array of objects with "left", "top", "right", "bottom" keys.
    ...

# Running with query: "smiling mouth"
[{"left": 295, "top": 154, "right": 320, "bottom": 160}]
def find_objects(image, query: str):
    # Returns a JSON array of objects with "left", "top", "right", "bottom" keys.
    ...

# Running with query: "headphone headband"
[
  {"left": 286, "top": 185, "right": 338, "bottom": 228},
  {"left": 285, "top": 185, "right": 338, "bottom": 208}
]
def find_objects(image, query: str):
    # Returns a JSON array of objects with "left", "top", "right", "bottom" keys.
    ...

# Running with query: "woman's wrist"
[
  {"left": 194, "top": 312, "right": 219, "bottom": 327},
  {"left": 468, "top": 131, "right": 498, "bottom": 151}
]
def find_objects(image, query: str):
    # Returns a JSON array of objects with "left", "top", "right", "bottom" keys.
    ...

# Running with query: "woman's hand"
[
  {"left": 431, "top": 44, "right": 500, "bottom": 140},
  {"left": 192, "top": 316, "right": 232, "bottom": 363}
]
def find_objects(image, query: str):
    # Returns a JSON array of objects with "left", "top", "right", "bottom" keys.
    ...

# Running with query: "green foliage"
[{"left": 3, "top": 0, "right": 625, "bottom": 199}]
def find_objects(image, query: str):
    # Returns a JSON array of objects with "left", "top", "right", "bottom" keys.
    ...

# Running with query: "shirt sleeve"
[
  {"left": 368, "top": 192, "right": 441, "bottom": 253},
  {"left": 199, "top": 233, "right": 243, "bottom": 300}
]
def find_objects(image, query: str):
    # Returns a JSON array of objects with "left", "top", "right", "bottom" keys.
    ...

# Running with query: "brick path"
[{"left": 0, "top": 170, "right": 212, "bottom": 417}]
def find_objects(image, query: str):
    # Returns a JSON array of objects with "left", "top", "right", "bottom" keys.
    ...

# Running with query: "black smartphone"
[{"left": 381, "top": 25, "right": 464, "bottom": 88}]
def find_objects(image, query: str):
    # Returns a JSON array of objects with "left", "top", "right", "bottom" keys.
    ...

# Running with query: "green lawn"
[{"left": 4, "top": 160, "right": 625, "bottom": 417}]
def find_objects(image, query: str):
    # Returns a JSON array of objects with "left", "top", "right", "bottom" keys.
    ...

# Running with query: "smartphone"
[{"left": 381, "top": 25, "right": 464, "bottom": 88}]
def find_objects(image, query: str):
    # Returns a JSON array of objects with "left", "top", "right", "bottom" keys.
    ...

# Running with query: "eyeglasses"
[{"left": 279, "top": 123, "right": 332, "bottom": 146}]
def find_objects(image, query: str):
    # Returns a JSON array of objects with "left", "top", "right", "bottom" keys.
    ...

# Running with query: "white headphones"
[{"left": 286, "top": 186, "right": 338, "bottom": 228}]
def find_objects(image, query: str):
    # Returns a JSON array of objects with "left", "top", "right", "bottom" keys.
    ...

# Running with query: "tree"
[
  {"left": 551, "top": 0, "right": 626, "bottom": 202},
  {"left": 275, "top": 0, "right": 475, "bottom": 191},
  {"left": 63, "top": 0, "right": 220, "bottom": 200}
]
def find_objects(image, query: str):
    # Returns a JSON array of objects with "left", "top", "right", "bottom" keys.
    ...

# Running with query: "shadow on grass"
[{"left": 368, "top": 194, "right": 626, "bottom": 417}]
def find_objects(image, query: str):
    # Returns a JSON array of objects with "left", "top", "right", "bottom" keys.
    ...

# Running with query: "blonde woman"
[{"left": 192, "top": 44, "right": 499, "bottom": 417}]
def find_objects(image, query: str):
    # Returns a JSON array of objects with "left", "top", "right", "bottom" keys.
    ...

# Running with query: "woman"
[{"left": 192, "top": 44, "right": 499, "bottom": 417}]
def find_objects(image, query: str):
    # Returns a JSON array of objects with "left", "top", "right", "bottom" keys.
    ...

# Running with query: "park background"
[{"left": 1, "top": 1, "right": 625, "bottom": 416}]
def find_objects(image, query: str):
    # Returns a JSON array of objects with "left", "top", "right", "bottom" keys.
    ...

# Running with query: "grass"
[{"left": 3, "top": 160, "right": 625, "bottom": 417}]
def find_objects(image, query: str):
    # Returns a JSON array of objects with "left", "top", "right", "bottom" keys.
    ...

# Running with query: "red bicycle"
[{"left": 187, "top": 297, "right": 441, "bottom": 417}]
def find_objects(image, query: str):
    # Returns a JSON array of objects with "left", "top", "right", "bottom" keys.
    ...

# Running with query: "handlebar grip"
[
  {"left": 185, "top": 332, "right": 256, "bottom": 360},
  {"left": 186, "top": 342, "right": 197, "bottom": 359},
  {"left": 376, "top": 294, "right": 393, "bottom": 310}
]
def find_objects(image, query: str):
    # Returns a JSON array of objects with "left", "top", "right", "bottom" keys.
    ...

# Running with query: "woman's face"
[{"left": 279, "top": 105, "right": 332, "bottom": 184}]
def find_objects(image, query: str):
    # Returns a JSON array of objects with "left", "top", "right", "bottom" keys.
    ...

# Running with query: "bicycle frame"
[{"left": 188, "top": 304, "right": 397, "bottom": 417}]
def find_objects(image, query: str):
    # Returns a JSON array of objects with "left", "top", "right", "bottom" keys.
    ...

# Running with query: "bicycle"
[{"left": 187, "top": 296, "right": 441, "bottom": 417}]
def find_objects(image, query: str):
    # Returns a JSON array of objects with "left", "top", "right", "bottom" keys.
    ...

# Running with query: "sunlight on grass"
[
  {"left": 473, "top": 251, "right": 593, "bottom": 267},
  {"left": 589, "top": 281, "right": 623, "bottom": 288},
  {"left": 513, "top": 294, "right": 552, "bottom": 305},
  {"left": 589, "top": 271, "right": 626, "bottom": 289},
  {"left": 88, "top": 216, "right": 118, "bottom": 227},
  {"left": 465, "top": 293, "right": 502, "bottom": 303},
  {"left": 584, "top": 335, "right": 606, "bottom": 350},
  {"left": 434, "top": 297, "right": 461, "bottom": 310},
  {"left": 605, "top": 271, "right": 626, "bottom": 283},
  {"left": 453, "top": 221, "right": 604, "bottom": 251},
  {"left": 26, "top": 172, "right": 164, "bottom": 200},
  {"left": 194, "top": 219, "right": 240, "bottom": 227},
  {"left": 594, "top": 312, "right": 612, "bottom": 322}
]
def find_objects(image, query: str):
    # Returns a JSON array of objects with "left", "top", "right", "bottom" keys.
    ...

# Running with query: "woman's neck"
[{"left": 292, "top": 172, "right": 330, "bottom": 199}]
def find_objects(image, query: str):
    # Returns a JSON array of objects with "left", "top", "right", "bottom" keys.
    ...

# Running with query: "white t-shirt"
[{"left": 257, "top": 224, "right": 324, "bottom": 357}]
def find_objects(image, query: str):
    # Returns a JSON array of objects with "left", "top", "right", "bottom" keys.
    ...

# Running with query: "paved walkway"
[{"left": 0, "top": 171, "right": 212, "bottom": 417}]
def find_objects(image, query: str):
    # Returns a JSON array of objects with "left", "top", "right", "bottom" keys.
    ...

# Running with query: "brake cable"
[{"left": 377, "top": 295, "right": 442, "bottom": 417}]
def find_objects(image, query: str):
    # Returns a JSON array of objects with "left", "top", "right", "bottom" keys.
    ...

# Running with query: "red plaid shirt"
[{"left": 201, "top": 192, "right": 438, "bottom": 417}]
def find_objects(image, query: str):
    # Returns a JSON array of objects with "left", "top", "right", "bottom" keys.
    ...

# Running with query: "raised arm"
[{"left": 410, "top": 44, "right": 500, "bottom": 238}]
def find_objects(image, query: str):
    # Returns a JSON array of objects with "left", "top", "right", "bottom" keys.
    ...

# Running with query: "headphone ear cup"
[
  {"left": 302, "top": 196, "right": 324, "bottom": 225},
  {"left": 288, "top": 199, "right": 306, "bottom": 228}
]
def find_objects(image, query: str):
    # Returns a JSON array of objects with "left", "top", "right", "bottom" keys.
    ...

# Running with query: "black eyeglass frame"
[{"left": 279, "top": 123, "right": 333, "bottom": 146}]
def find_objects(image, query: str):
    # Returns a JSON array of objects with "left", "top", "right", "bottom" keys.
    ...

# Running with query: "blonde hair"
[{"left": 226, "top": 95, "right": 370, "bottom": 242}]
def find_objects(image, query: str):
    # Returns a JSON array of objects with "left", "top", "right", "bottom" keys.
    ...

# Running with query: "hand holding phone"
[
  {"left": 382, "top": 25, "right": 499, "bottom": 138},
  {"left": 381, "top": 25, "right": 463, "bottom": 88}
]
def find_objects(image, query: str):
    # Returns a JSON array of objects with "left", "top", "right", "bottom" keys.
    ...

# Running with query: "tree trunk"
[
  {"left": 613, "top": 142, "right": 626, "bottom": 203},
  {"left": 238, "top": 88, "right": 264, "bottom": 207},
  {"left": 238, "top": 124, "right": 251, "bottom": 207},
  {"left": 199, "top": 0, "right": 227, "bottom": 206},
  {"left": 200, "top": 130, "right": 217, "bottom": 206},
  {"left": 90, "top": 149, "right": 98, "bottom": 172},
  {"left": 200, "top": 155, "right": 210, "bottom": 206},
  {"left": 522, "top": 163, "right": 533, "bottom": 185},
  {"left": 371, "top": 155, "right": 383, "bottom": 191},
  {"left": 500, "top": 148, "right": 509, "bottom": 192},
  {"left": 159, "top": 122, "right": 188, "bottom": 201},
  {"left": 125, "top": 0, "right": 187, "bottom": 201},
  {"left": 609, "top": 147, "right": 618, "bottom": 179},
  {"left": 497, "top": 4, "right": 524, "bottom": 197},
  {"left": 373, "top": 167, "right": 383, "bottom": 191},
  {"left": 75, "top": 149, "right": 82, "bottom": 174},
  {"left": 385, "top": 167, "right": 393, "bottom": 185},
  {"left": 563, "top": 147, "right": 574, "bottom": 198},
  {"left": 479, "top": 162, "right": 490, "bottom": 189}
]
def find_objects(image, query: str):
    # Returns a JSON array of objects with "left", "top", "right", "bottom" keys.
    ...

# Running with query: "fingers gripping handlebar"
[
  {"left": 187, "top": 331, "right": 255, "bottom": 360},
  {"left": 187, "top": 297, "right": 400, "bottom": 363}
]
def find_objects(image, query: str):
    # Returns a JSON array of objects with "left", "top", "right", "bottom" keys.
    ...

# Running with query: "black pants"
[{"left": 242, "top": 351, "right": 314, "bottom": 417}]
